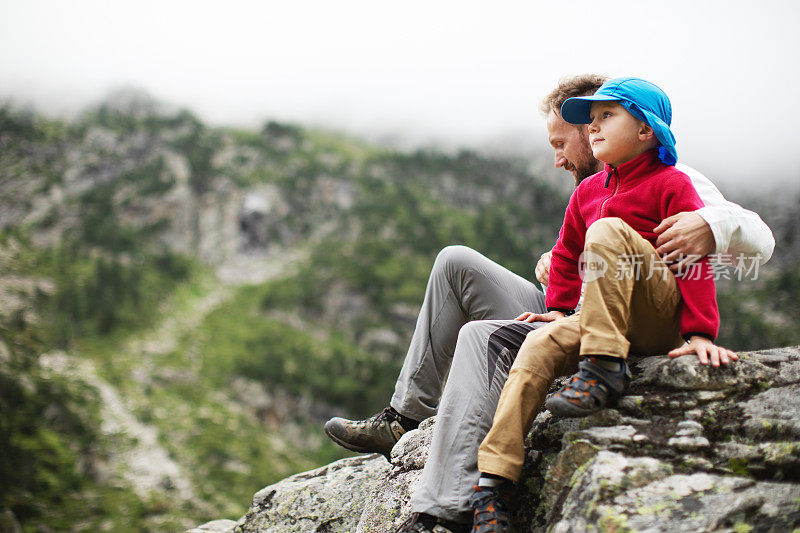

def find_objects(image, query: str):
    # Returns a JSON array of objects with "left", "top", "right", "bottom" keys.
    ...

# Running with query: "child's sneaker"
[
  {"left": 544, "top": 356, "right": 631, "bottom": 418},
  {"left": 468, "top": 482, "right": 516, "bottom": 533}
]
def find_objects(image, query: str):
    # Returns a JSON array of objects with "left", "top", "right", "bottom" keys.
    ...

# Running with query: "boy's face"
[{"left": 587, "top": 101, "right": 649, "bottom": 167}]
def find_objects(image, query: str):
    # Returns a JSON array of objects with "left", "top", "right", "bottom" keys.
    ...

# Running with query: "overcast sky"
[{"left": 1, "top": 0, "right": 798, "bottom": 190}]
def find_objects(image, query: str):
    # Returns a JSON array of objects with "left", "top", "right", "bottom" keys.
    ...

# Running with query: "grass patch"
[{"left": 197, "top": 280, "right": 398, "bottom": 418}]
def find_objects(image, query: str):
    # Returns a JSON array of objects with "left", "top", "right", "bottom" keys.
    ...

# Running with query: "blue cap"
[{"left": 560, "top": 77, "right": 677, "bottom": 166}]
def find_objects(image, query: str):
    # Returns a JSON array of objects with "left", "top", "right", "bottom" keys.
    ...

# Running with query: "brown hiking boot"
[{"left": 324, "top": 407, "right": 412, "bottom": 459}]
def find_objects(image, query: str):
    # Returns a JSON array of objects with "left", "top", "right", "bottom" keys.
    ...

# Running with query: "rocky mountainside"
[
  {"left": 0, "top": 93, "right": 568, "bottom": 531},
  {"left": 194, "top": 346, "right": 800, "bottom": 533}
]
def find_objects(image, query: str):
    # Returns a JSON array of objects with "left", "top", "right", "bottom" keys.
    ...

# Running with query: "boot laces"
[{"left": 371, "top": 406, "right": 398, "bottom": 428}]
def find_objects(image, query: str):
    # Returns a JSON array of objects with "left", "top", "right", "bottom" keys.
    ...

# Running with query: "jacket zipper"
[{"left": 599, "top": 170, "right": 620, "bottom": 218}]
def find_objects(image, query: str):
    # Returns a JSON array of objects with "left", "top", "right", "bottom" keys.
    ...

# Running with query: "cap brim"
[{"left": 560, "top": 95, "right": 619, "bottom": 124}]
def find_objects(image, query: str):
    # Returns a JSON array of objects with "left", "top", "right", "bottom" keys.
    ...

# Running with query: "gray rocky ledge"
[{"left": 192, "top": 346, "right": 800, "bottom": 532}]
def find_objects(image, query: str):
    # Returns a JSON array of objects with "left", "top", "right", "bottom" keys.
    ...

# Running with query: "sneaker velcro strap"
[
  {"left": 558, "top": 374, "right": 609, "bottom": 407},
  {"left": 576, "top": 358, "right": 630, "bottom": 394},
  {"left": 552, "top": 358, "right": 629, "bottom": 410}
]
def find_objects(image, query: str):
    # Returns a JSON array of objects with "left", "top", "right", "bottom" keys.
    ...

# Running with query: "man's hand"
[
  {"left": 515, "top": 310, "right": 565, "bottom": 323},
  {"left": 654, "top": 211, "right": 715, "bottom": 272},
  {"left": 668, "top": 336, "right": 738, "bottom": 367},
  {"left": 535, "top": 251, "right": 552, "bottom": 286}
]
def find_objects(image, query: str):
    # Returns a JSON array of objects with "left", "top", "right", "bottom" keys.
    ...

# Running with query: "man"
[{"left": 324, "top": 74, "right": 775, "bottom": 532}]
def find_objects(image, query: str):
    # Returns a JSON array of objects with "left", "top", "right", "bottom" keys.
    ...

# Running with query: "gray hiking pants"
[{"left": 389, "top": 245, "right": 548, "bottom": 523}]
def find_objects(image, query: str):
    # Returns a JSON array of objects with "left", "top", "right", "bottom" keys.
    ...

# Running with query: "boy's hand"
[
  {"left": 535, "top": 251, "right": 552, "bottom": 286},
  {"left": 654, "top": 212, "right": 715, "bottom": 272},
  {"left": 515, "top": 310, "right": 564, "bottom": 323},
  {"left": 668, "top": 336, "right": 738, "bottom": 367}
]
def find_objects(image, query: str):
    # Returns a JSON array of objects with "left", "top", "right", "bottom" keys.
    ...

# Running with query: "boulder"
[{"left": 192, "top": 346, "right": 800, "bottom": 532}]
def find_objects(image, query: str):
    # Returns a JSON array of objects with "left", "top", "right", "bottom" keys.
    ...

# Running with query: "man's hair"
[{"left": 539, "top": 74, "right": 609, "bottom": 117}]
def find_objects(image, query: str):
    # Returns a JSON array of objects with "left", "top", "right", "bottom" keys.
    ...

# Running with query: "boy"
[{"left": 469, "top": 77, "right": 738, "bottom": 532}]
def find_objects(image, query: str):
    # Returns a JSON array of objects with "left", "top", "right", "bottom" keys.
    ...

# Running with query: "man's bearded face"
[{"left": 546, "top": 110, "right": 601, "bottom": 186}]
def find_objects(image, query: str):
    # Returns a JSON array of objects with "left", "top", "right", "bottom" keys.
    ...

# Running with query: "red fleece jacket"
[{"left": 546, "top": 149, "right": 720, "bottom": 341}]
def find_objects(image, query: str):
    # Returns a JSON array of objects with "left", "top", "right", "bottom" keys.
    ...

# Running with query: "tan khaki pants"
[{"left": 478, "top": 218, "right": 686, "bottom": 481}]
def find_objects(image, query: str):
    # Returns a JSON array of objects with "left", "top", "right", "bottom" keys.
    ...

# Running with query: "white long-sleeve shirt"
[{"left": 677, "top": 163, "right": 775, "bottom": 264}]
